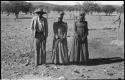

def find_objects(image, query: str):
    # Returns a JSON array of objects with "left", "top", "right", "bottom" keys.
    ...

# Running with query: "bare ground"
[{"left": 1, "top": 13, "right": 124, "bottom": 80}]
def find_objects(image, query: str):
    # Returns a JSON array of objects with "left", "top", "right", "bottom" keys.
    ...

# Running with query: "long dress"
[
  {"left": 69, "top": 21, "right": 89, "bottom": 64},
  {"left": 52, "top": 21, "right": 69, "bottom": 64}
]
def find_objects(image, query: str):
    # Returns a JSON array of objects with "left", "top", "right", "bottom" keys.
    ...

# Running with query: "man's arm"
[
  {"left": 31, "top": 17, "right": 34, "bottom": 30},
  {"left": 44, "top": 18, "right": 48, "bottom": 39},
  {"left": 31, "top": 17, "right": 35, "bottom": 37}
]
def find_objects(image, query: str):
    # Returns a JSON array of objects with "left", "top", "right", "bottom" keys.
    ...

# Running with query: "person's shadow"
[
  {"left": 84, "top": 57, "right": 124, "bottom": 66},
  {"left": 47, "top": 57, "right": 124, "bottom": 66}
]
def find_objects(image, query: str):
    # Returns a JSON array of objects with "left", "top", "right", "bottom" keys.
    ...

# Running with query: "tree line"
[
  {"left": 1, "top": 1, "right": 34, "bottom": 18},
  {"left": 1, "top": 1, "right": 124, "bottom": 18}
]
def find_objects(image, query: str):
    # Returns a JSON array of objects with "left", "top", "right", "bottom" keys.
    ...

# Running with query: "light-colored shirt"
[{"left": 31, "top": 16, "right": 48, "bottom": 38}]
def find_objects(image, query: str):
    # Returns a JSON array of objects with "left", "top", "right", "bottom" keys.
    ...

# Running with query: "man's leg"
[
  {"left": 41, "top": 40, "right": 46, "bottom": 64},
  {"left": 35, "top": 38, "right": 41, "bottom": 66}
]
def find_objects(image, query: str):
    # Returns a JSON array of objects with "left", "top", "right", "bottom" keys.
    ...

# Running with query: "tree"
[
  {"left": 82, "top": 1, "right": 99, "bottom": 15},
  {"left": 21, "top": 2, "right": 33, "bottom": 14},
  {"left": 66, "top": 6, "right": 75, "bottom": 12},
  {"left": 102, "top": 5, "right": 116, "bottom": 16},
  {"left": 1, "top": 2, "right": 12, "bottom": 16},
  {"left": 94, "top": 3, "right": 102, "bottom": 14},
  {"left": 82, "top": 1, "right": 92, "bottom": 14},
  {"left": 117, "top": 3, "right": 124, "bottom": 13},
  {"left": 1, "top": 1, "right": 34, "bottom": 18},
  {"left": 53, "top": 6, "right": 65, "bottom": 13},
  {"left": 1, "top": 2, "right": 6, "bottom": 14}
]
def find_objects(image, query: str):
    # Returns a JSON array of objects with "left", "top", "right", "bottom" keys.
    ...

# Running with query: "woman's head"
[
  {"left": 58, "top": 12, "right": 65, "bottom": 22},
  {"left": 58, "top": 17, "right": 63, "bottom": 22},
  {"left": 78, "top": 12, "right": 86, "bottom": 21}
]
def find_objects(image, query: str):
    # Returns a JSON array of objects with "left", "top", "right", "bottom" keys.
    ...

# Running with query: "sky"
[{"left": 27, "top": 1, "right": 124, "bottom": 6}]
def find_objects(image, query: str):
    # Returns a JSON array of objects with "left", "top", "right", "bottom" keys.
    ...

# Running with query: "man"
[{"left": 31, "top": 8, "right": 48, "bottom": 66}]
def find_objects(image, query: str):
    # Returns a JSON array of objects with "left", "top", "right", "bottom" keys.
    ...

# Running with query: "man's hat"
[{"left": 34, "top": 8, "right": 46, "bottom": 14}]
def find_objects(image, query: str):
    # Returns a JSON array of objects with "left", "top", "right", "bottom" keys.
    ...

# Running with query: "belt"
[{"left": 35, "top": 31, "right": 44, "bottom": 34}]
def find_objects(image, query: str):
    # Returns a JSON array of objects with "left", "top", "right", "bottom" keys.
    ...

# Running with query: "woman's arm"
[
  {"left": 53, "top": 22, "right": 58, "bottom": 39},
  {"left": 82, "top": 22, "right": 88, "bottom": 41},
  {"left": 63, "top": 23, "right": 68, "bottom": 39},
  {"left": 86, "top": 22, "right": 89, "bottom": 36},
  {"left": 72, "top": 21, "right": 79, "bottom": 39}
]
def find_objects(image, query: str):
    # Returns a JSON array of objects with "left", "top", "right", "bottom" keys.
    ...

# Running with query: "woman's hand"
[
  {"left": 82, "top": 34, "right": 87, "bottom": 42},
  {"left": 74, "top": 33, "right": 78, "bottom": 38},
  {"left": 63, "top": 35, "right": 66, "bottom": 39},
  {"left": 32, "top": 32, "right": 35, "bottom": 38},
  {"left": 55, "top": 35, "right": 59, "bottom": 39},
  {"left": 58, "top": 35, "right": 65, "bottom": 42}
]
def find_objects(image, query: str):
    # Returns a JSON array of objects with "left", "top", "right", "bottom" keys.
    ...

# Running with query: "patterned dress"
[
  {"left": 69, "top": 21, "right": 89, "bottom": 64},
  {"left": 52, "top": 21, "right": 69, "bottom": 64}
]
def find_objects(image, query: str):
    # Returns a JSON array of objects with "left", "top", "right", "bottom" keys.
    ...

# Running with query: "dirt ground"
[{"left": 1, "top": 13, "right": 124, "bottom": 80}]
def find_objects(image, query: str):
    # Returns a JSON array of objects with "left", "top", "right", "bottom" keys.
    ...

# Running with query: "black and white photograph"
[{"left": 1, "top": 1, "right": 124, "bottom": 80}]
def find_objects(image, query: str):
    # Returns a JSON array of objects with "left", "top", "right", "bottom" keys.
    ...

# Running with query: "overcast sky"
[{"left": 27, "top": 1, "right": 124, "bottom": 6}]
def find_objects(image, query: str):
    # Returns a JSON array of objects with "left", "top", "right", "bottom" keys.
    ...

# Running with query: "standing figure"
[
  {"left": 31, "top": 8, "right": 48, "bottom": 66},
  {"left": 52, "top": 12, "right": 69, "bottom": 64},
  {"left": 69, "top": 12, "right": 89, "bottom": 64}
]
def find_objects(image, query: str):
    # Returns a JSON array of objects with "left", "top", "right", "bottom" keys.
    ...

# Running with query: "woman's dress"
[
  {"left": 52, "top": 21, "right": 69, "bottom": 64},
  {"left": 69, "top": 21, "right": 89, "bottom": 64}
]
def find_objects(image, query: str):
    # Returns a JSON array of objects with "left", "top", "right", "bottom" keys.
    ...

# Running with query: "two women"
[{"left": 52, "top": 12, "right": 89, "bottom": 65}]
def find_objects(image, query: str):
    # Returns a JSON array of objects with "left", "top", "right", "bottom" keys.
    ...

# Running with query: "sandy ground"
[{"left": 1, "top": 13, "right": 124, "bottom": 80}]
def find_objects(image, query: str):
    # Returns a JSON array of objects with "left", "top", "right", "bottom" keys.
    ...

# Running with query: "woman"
[
  {"left": 52, "top": 12, "right": 69, "bottom": 64},
  {"left": 69, "top": 12, "right": 89, "bottom": 64}
]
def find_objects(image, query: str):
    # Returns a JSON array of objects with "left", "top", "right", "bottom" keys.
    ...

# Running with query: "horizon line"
[{"left": 27, "top": 1, "right": 124, "bottom": 6}]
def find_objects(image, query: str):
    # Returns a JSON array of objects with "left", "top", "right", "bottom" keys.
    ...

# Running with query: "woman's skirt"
[
  {"left": 52, "top": 38, "right": 69, "bottom": 64},
  {"left": 69, "top": 35, "right": 89, "bottom": 64}
]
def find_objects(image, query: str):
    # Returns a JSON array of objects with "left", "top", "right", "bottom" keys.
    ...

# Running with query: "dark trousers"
[{"left": 34, "top": 38, "right": 46, "bottom": 66}]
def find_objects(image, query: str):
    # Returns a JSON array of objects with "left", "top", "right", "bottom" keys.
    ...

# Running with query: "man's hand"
[{"left": 32, "top": 32, "right": 35, "bottom": 38}]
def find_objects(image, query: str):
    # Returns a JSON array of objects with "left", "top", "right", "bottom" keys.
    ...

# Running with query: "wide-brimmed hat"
[{"left": 34, "top": 8, "right": 46, "bottom": 14}]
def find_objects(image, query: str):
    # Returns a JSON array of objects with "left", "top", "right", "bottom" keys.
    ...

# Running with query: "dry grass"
[{"left": 1, "top": 12, "right": 124, "bottom": 79}]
